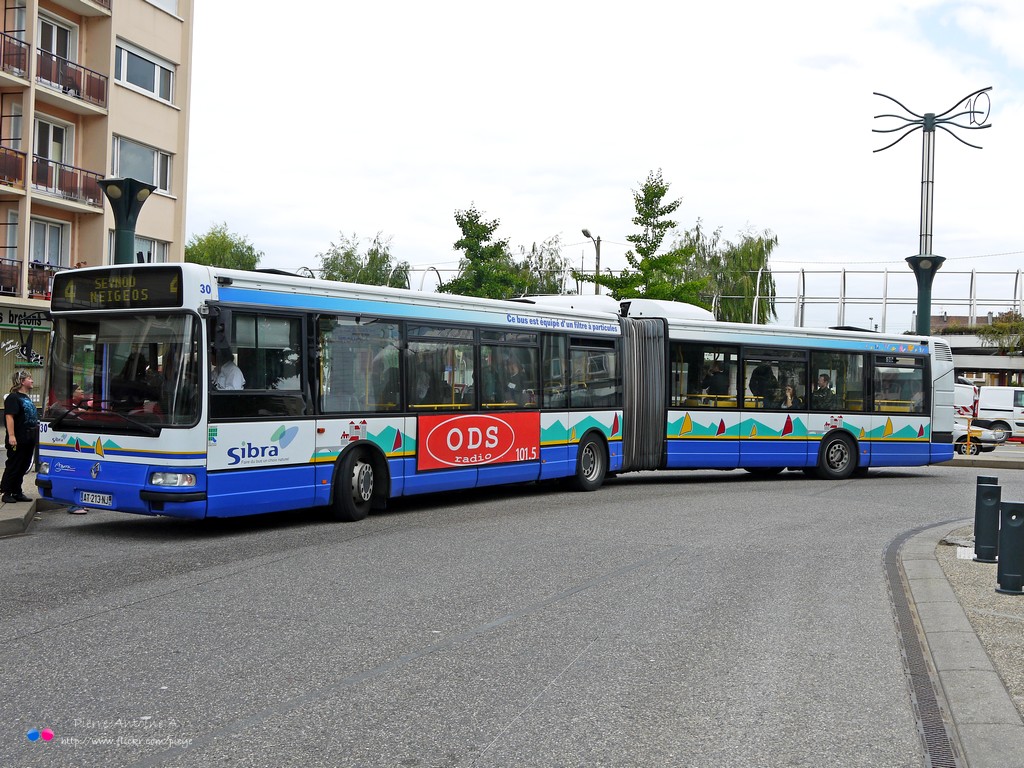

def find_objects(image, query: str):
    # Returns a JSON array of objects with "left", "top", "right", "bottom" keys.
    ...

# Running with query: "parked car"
[{"left": 953, "top": 418, "right": 1008, "bottom": 455}]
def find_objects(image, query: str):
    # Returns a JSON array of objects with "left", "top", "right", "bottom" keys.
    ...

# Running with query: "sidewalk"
[{"left": 0, "top": 471, "right": 65, "bottom": 538}]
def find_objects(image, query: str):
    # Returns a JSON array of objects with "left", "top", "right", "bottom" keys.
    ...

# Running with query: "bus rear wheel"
[
  {"left": 332, "top": 450, "right": 374, "bottom": 522},
  {"left": 573, "top": 435, "right": 607, "bottom": 491},
  {"left": 816, "top": 433, "right": 856, "bottom": 480}
]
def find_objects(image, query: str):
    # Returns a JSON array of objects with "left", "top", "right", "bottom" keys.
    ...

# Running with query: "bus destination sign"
[{"left": 51, "top": 267, "right": 184, "bottom": 311}]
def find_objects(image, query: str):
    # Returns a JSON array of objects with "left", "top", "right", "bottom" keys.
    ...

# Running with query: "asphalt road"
[{"left": 4, "top": 464, "right": 1018, "bottom": 768}]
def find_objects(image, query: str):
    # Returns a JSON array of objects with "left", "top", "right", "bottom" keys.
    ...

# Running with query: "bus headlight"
[
  {"left": 150, "top": 472, "right": 197, "bottom": 487},
  {"left": 38, "top": 461, "right": 49, "bottom": 474}
]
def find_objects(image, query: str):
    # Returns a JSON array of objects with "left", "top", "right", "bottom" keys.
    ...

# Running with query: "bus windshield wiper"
[{"left": 70, "top": 401, "right": 161, "bottom": 436}]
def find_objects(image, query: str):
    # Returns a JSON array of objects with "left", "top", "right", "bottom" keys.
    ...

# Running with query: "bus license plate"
[{"left": 80, "top": 492, "right": 112, "bottom": 507}]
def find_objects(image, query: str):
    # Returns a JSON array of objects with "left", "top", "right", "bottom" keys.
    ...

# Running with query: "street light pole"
[
  {"left": 98, "top": 177, "right": 157, "bottom": 265},
  {"left": 582, "top": 228, "right": 601, "bottom": 295},
  {"left": 873, "top": 87, "right": 991, "bottom": 336}
]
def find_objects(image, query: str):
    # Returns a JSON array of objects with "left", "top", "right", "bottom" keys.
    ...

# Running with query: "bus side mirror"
[{"left": 210, "top": 307, "right": 233, "bottom": 352}]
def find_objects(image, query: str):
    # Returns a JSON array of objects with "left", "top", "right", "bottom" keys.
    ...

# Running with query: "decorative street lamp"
[
  {"left": 873, "top": 87, "right": 992, "bottom": 335},
  {"left": 98, "top": 177, "right": 157, "bottom": 265},
  {"left": 582, "top": 228, "right": 601, "bottom": 295}
]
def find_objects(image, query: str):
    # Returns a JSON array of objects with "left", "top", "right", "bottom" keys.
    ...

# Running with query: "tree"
[
  {"left": 437, "top": 205, "right": 524, "bottom": 299},
  {"left": 575, "top": 169, "right": 779, "bottom": 321},
  {"left": 976, "top": 311, "right": 1024, "bottom": 356},
  {"left": 317, "top": 232, "right": 410, "bottom": 288},
  {"left": 677, "top": 221, "right": 779, "bottom": 323},
  {"left": 575, "top": 169, "right": 707, "bottom": 305},
  {"left": 517, "top": 236, "right": 572, "bottom": 295},
  {"left": 185, "top": 223, "right": 263, "bottom": 270}
]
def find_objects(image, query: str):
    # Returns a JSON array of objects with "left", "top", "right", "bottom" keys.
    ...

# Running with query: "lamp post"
[
  {"left": 98, "top": 177, "right": 157, "bottom": 265},
  {"left": 582, "top": 228, "right": 601, "bottom": 295},
  {"left": 873, "top": 87, "right": 991, "bottom": 336}
]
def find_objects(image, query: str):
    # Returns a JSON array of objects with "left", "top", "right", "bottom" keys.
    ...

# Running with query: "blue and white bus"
[{"left": 35, "top": 263, "right": 954, "bottom": 522}]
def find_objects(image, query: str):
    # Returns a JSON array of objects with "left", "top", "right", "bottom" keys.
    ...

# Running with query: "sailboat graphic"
[{"left": 680, "top": 413, "right": 692, "bottom": 435}]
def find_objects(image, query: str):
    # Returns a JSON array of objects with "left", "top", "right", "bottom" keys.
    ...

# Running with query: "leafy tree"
[
  {"left": 317, "top": 232, "right": 410, "bottom": 288},
  {"left": 575, "top": 169, "right": 707, "bottom": 305},
  {"left": 976, "top": 311, "right": 1024, "bottom": 355},
  {"left": 185, "top": 222, "right": 263, "bottom": 270},
  {"left": 438, "top": 205, "right": 524, "bottom": 299},
  {"left": 517, "top": 236, "right": 572, "bottom": 295},
  {"left": 574, "top": 169, "right": 778, "bottom": 321},
  {"left": 678, "top": 221, "right": 779, "bottom": 323}
]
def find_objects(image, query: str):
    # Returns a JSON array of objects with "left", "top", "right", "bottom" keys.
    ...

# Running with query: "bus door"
[
  {"left": 206, "top": 310, "right": 317, "bottom": 516},
  {"left": 869, "top": 354, "right": 930, "bottom": 466},
  {"left": 739, "top": 351, "right": 809, "bottom": 468}
]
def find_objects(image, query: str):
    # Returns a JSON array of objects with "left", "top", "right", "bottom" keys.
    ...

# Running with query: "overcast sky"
[{"left": 184, "top": 1, "right": 1023, "bottom": 330}]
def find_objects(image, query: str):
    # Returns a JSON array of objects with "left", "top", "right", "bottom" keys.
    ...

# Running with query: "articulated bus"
[{"left": 35, "top": 264, "right": 954, "bottom": 522}]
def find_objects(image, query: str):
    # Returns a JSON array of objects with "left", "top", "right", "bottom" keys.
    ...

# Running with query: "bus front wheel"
[
  {"left": 816, "top": 433, "right": 856, "bottom": 480},
  {"left": 573, "top": 435, "right": 607, "bottom": 492},
  {"left": 332, "top": 451, "right": 374, "bottom": 522}
]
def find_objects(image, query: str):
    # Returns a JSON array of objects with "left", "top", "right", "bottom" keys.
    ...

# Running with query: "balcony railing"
[
  {"left": 0, "top": 259, "right": 68, "bottom": 299},
  {"left": 0, "top": 32, "right": 28, "bottom": 78},
  {"left": 36, "top": 50, "right": 107, "bottom": 108},
  {"left": 0, "top": 146, "right": 25, "bottom": 188},
  {"left": 31, "top": 156, "right": 103, "bottom": 208}
]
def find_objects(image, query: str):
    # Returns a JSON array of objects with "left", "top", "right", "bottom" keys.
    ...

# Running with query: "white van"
[
  {"left": 976, "top": 386, "right": 1024, "bottom": 440},
  {"left": 954, "top": 382, "right": 977, "bottom": 418}
]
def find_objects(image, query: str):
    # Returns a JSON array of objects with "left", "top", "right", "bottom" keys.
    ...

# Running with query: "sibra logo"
[{"left": 227, "top": 425, "right": 298, "bottom": 466}]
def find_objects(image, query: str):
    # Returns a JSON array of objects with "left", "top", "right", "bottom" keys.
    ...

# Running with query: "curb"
[
  {"left": 901, "top": 522, "right": 1024, "bottom": 767},
  {"left": 0, "top": 498, "right": 65, "bottom": 538}
]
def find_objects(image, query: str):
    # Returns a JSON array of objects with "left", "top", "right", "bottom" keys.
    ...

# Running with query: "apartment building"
[{"left": 0, "top": 0, "right": 192, "bottom": 397}]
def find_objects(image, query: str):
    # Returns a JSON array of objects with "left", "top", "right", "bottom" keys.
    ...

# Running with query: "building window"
[
  {"left": 38, "top": 16, "right": 74, "bottom": 60},
  {"left": 115, "top": 41, "right": 174, "bottom": 102},
  {"left": 145, "top": 0, "right": 179, "bottom": 15},
  {"left": 106, "top": 232, "right": 170, "bottom": 264},
  {"left": 112, "top": 136, "right": 171, "bottom": 193},
  {"left": 30, "top": 218, "right": 69, "bottom": 268}
]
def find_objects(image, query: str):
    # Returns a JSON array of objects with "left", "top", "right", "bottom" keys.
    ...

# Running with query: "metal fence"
[{"left": 404, "top": 267, "right": 1024, "bottom": 333}]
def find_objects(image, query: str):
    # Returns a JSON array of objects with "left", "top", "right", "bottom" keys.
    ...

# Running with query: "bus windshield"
[{"left": 45, "top": 313, "right": 201, "bottom": 430}]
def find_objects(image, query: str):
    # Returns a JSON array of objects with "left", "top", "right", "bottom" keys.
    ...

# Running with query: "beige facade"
[{"left": 0, "top": 0, "right": 192, "bottom": 395}]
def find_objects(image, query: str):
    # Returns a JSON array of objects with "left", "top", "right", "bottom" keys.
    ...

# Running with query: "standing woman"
[{"left": 2, "top": 370, "right": 39, "bottom": 503}]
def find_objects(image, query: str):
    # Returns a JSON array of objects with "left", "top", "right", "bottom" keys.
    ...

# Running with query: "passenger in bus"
[
  {"left": 748, "top": 363, "right": 779, "bottom": 408},
  {"left": 411, "top": 368, "right": 441, "bottom": 404},
  {"left": 377, "top": 365, "right": 400, "bottom": 407},
  {"left": 778, "top": 383, "right": 802, "bottom": 409},
  {"left": 810, "top": 374, "right": 836, "bottom": 410},
  {"left": 478, "top": 347, "right": 503, "bottom": 404},
  {"left": 700, "top": 362, "right": 729, "bottom": 396},
  {"left": 504, "top": 354, "right": 529, "bottom": 405},
  {"left": 213, "top": 349, "right": 245, "bottom": 390}
]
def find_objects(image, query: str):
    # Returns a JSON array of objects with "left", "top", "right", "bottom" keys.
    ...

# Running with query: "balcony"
[
  {"left": 49, "top": 0, "right": 112, "bottom": 17},
  {"left": 36, "top": 51, "right": 107, "bottom": 112},
  {"left": 0, "top": 146, "right": 25, "bottom": 189},
  {"left": 0, "top": 259, "right": 68, "bottom": 300},
  {"left": 31, "top": 156, "right": 103, "bottom": 209},
  {"left": 0, "top": 32, "right": 28, "bottom": 82}
]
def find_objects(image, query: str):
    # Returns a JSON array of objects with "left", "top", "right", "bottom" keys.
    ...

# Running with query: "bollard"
[
  {"left": 974, "top": 475, "right": 1000, "bottom": 563},
  {"left": 997, "top": 501, "right": 1024, "bottom": 595}
]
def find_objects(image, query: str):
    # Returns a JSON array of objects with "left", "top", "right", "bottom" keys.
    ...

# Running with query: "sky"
[{"left": 184, "top": 1, "right": 1024, "bottom": 331}]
